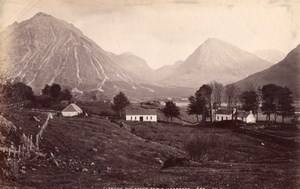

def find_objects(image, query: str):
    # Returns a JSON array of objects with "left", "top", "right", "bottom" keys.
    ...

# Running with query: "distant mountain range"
[
  {"left": 1, "top": 12, "right": 294, "bottom": 99},
  {"left": 235, "top": 44, "right": 300, "bottom": 98}
]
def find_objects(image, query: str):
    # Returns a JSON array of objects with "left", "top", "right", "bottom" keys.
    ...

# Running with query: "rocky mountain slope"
[
  {"left": 108, "top": 52, "right": 156, "bottom": 83},
  {"left": 0, "top": 12, "right": 184, "bottom": 98},
  {"left": 235, "top": 44, "right": 300, "bottom": 98},
  {"left": 161, "top": 38, "right": 273, "bottom": 88}
]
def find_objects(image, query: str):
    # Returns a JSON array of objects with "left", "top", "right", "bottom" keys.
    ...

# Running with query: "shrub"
[{"left": 184, "top": 131, "right": 227, "bottom": 162}]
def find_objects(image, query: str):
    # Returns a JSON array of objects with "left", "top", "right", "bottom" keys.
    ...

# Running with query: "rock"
[
  {"left": 20, "top": 169, "right": 26, "bottom": 174},
  {"left": 82, "top": 168, "right": 88, "bottom": 172},
  {"left": 32, "top": 168, "right": 37, "bottom": 171},
  {"left": 90, "top": 162, "right": 95, "bottom": 166},
  {"left": 155, "top": 157, "right": 163, "bottom": 164},
  {"left": 161, "top": 156, "right": 189, "bottom": 169},
  {"left": 92, "top": 148, "right": 98, "bottom": 152},
  {"left": 55, "top": 147, "right": 59, "bottom": 152}
]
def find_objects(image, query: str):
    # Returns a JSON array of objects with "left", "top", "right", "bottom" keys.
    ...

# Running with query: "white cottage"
[
  {"left": 237, "top": 111, "right": 256, "bottom": 123},
  {"left": 126, "top": 109, "right": 157, "bottom": 122},
  {"left": 61, "top": 103, "right": 83, "bottom": 117},
  {"left": 215, "top": 109, "right": 233, "bottom": 121}
]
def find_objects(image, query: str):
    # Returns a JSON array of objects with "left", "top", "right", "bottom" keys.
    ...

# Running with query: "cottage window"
[
  {"left": 217, "top": 116, "right": 219, "bottom": 120},
  {"left": 150, "top": 116, "right": 152, "bottom": 120},
  {"left": 146, "top": 116, "right": 148, "bottom": 120}
]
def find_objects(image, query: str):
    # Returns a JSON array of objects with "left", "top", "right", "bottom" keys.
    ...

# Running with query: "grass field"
[{"left": 1, "top": 108, "right": 300, "bottom": 188}]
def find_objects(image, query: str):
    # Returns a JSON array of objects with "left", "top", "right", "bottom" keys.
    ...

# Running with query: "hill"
[
  {"left": 1, "top": 108, "right": 299, "bottom": 188},
  {"left": 235, "top": 44, "right": 300, "bottom": 98},
  {"left": 161, "top": 38, "right": 272, "bottom": 88}
]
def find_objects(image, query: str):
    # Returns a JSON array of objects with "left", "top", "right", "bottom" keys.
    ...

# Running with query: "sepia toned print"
[{"left": 0, "top": 0, "right": 299, "bottom": 188}]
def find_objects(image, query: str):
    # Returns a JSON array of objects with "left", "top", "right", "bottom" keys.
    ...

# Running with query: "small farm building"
[
  {"left": 237, "top": 111, "right": 256, "bottom": 123},
  {"left": 126, "top": 109, "right": 157, "bottom": 122},
  {"left": 62, "top": 103, "right": 83, "bottom": 117},
  {"left": 215, "top": 109, "right": 233, "bottom": 121}
]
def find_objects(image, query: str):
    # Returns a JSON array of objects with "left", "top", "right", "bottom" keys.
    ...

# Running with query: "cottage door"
[{"left": 140, "top": 116, "right": 143, "bottom": 121}]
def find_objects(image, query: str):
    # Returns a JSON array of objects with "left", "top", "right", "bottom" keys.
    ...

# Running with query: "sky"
[{"left": 0, "top": 0, "right": 300, "bottom": 69}]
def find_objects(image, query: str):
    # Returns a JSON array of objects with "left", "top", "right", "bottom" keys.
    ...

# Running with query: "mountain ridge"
[
  {"left": 235, "top": 44, "right": 300, "bottom": 98},
  {"left": 160, "top": 38, "right": 273, "bottom": 88}
]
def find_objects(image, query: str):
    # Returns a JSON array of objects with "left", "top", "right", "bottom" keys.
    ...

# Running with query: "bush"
[{"left": 184, "top": 131, "right": 227, "bottom": 162}]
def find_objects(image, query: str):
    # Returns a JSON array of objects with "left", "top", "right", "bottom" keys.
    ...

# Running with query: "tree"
[
  {"left": 210, "top": 81, "right": 223, "bottom": 109},
  {"left": 187, "top": 96, "right": 204, "bottom": 122},
  {"left": 261, "top": 84, "right": 281, "bottom": 122},
  {"left": 224, "top": 84, "right": 240, "bottom": 109},
  {"left": 42, "top": 84, "right": 51, "bottom": 95},
  {"left": 162, "top": 101, "right": 180, "bottom": 122},
  {"left": 240, "top": 90, "right": 259, "bottom": 114},
  {"left": 198, "top": 85, "right": 212, "bottom": 122},
  {"left": 276, "top": 87, "right": 295, "bottom": 123},
  {"left": 59, "top": 89, "right": 72, "bottom": 101},
  {"left": 2, "top": 81, "right": 34, "bottom": 103},
  {"left": 111, "top": 92, "right": 130, "bottom": 117},
  {"left": 49, "top": 83, "right": 61, "bottom": 99},
  {"left": 187, "top": 85, "right": 212, "bottom": 122}
]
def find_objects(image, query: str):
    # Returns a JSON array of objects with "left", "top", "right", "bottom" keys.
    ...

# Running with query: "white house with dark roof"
[
  {"left": 126, "top": 109, "right": 157, "bottom": 122},
  {"left": 215, "top": 109, "right": 233, "bottom": 121},
  {"left": 237, "top": 111, "right": 256, "bottom": 123},
  {"left": 61, "top": 103, "right": 83, "bottom": 117},
  {"left": 215, "top": 109, "right": 256, "bottom": 123}
]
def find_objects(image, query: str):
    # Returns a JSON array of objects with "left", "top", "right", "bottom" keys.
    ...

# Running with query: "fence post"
[
  {"left": 30, "top": 135, "right": 33, "bottom": 150},
  {"left": 18, "top": 145, "right": 21, "bottom": 158},
  {"left": 36, "top": 134, "right": 39, "bottom": 147}
]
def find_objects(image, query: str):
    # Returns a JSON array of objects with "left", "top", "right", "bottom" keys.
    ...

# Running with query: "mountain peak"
[
  {"left": 33, "top": 12, "right": 51, "bottom": 18},
  {"left": 201, "top": 38, "right": 233, "bottom": 49}
]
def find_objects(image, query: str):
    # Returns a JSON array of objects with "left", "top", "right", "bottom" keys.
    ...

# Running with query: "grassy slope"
[{"left": 1, "top": 108, "right": 300, "bottom": 188}]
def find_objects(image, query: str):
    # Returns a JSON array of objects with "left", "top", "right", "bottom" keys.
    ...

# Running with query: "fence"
[
  {"left": 0, "top": 113, "right": 52, "bottom": 159},
  {"left": 35, "top": 113, "right": 52, "bottom": 148}
]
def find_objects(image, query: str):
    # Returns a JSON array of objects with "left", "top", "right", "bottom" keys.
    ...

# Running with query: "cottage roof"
[
  {"left": 126, "top": 109, "right": 157, "bottom": 115},
  {"left": 62, "top": 103, "right": 82, "bottom": 113},
  {"left": 237, "top": 111, "right": 251, "bottom": 118},
  {"left": 215, "top": 109, "right": 233, "bottom": 115}
]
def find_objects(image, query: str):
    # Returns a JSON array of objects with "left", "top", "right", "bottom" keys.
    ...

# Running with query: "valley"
[{"left": 0, "top": 8, "right": 299, "bottom": 189}]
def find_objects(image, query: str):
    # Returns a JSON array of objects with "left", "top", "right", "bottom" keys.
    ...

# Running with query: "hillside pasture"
[{"left": 0, "top": 108, "right": 299, "bottom": 188}]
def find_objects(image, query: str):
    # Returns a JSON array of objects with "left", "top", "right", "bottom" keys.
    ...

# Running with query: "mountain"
[
  {"left": 0, "top": 12, "right": 193, "bottom": 98},
  {"left": 155, "top": 60, "right": 183, "bottom": 81},
  {"left": 235, "top": 44, "right": 300, "bottom": 98},
  {"left": 108, "top": 52, "right": 156, "bottom": 83},
  {"left": 160, "top": 38, "right": 273, "bottom": 88},
  {"left": 0, "top": 12, "right": 139, "bottom": 93},
  {"left": 254, "top": 49, "right": 286, "bottom": 64}
]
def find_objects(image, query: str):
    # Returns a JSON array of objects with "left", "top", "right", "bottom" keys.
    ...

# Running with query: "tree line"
[
  {"left": 0, "top": 79, "right": 72, "bottom": 108},
  {"left": 162, "top": 82, "right": 295, "bottom": 123}
]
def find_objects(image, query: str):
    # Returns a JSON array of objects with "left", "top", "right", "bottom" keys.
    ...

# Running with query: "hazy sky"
[{"left": 1, "top": 0, "right": 299, "bottom": 69}]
